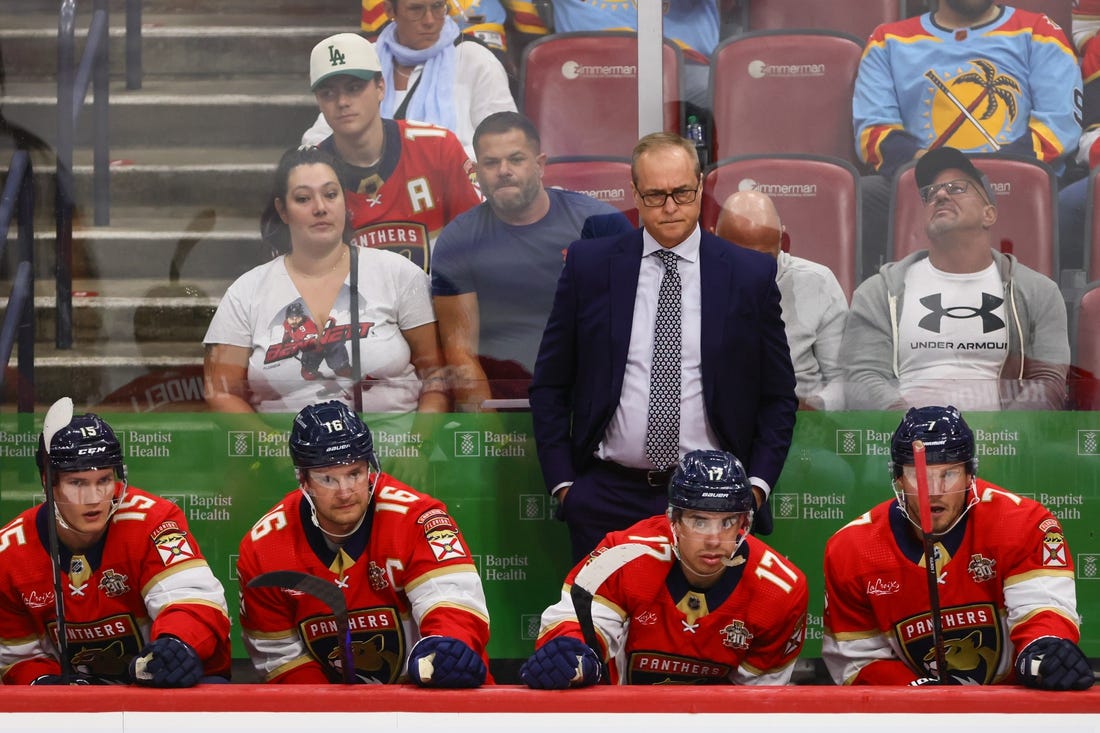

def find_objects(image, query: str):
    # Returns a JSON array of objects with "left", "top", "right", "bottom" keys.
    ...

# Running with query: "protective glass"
[
  {"left": 899, "top": 463, "right": 969, "bottom": 494},
  {"left": 306, "top": 463, "right": 375, "bottom": 492},
  {"left": 401, "top": 0, "right": 449, "bottom": 20},
  {"left": 676, "top": 512, "right": 747, "bottom": 539},
  {"left": 919, "top": 179, "right": 978, "bottom": 204},
  {"left": 638, "top": 186, "right": 700, "bottom": 208}
]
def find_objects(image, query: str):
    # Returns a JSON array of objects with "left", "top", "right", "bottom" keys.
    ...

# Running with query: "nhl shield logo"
[
  {"left": 720, "top": 619, "right": 753, "bottom": 650},
  {"left": 967, "top": 554, "right": 996, "bottom": 583}
]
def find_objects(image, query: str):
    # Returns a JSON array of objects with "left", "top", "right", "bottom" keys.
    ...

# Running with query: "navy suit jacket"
[{"left": 529, "top": 228, "right": 797, "bottom": 533}]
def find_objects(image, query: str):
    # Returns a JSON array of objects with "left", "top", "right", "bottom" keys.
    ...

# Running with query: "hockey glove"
[
  {"left": 129, "top": 635, "right": 204, "bottom": 688},
  {"left": 31, "top": 674, "right": 95, "bottom": 685},
  {"left": 1016, "top": 637, "right": 1095, "bottom": 691},
  {"left": 407, "top": 635, "right": 487, "bottom": 688},
  {"left": 519, "top": 636, "right": 601, "bottom": 690}
]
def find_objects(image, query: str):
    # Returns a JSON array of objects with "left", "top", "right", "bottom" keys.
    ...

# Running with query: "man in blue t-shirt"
[{"left": 430, "top": 111, "right": 632, "bottom": 409}]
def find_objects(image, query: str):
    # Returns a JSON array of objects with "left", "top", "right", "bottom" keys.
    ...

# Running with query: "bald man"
[{"left": 716, "top": 191, "right": 848, "bottom": 410}]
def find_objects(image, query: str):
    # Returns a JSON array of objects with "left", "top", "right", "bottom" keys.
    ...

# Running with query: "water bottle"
[{"left": 686, "top": 115, "right": 707, "bottom": 167}]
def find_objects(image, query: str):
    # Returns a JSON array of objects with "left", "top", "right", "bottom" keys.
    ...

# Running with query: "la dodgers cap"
[
  {"left": 309, "top": 32, "right": 382, "bottom": 91},
  {"left": 914, "top": 146, "right": 997, "bottom": 204}
]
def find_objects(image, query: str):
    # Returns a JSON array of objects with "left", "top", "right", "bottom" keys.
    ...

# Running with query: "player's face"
[
  {"left": 673, "top": 510, "right": 749, "bottom": 585},
  {"left": 896, "top": 462, "right": 972, "bottom": 535},
  {"left": 53, "top": 468, "right": 117, "bottom": 537},
  {"left": 631, "top": 145, "right": 702, "bottom": 249},
  {"left": 276, "top": 163, "right": 345, "bottom": 251},
  {"left": 923, "top": 168, "right": 995, "bottom": 240},
  {"left": 314, "top": 74, "right": 384, "bottom": 140},
  {"left": 387, "top": 0, "right": 447, "bottom": 50},
  {"left": 476, "top": 129, "right": 547, "bottom": 219},
  {"left": 303, "top": 460, "right": 374, "bottom": 536}
]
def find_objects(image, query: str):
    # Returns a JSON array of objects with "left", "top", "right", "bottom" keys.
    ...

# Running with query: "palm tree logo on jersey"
[{"left": 927, "top": 59, "right": 1021, "bottom": 150}]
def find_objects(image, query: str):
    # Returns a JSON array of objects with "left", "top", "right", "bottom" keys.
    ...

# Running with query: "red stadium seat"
[
  {"left": 518, "top": 32, "right": 683, "bottom": 159},
  {"left": 542, "top": 156, "right": 637, "bottom": 226},
  {"left": 1086, "top": 167, "right": 1100, "bottom": 282},
  {"left": 743, "top": 0, "right": 901, "bottom": 43},
  {"left": 1071, "top": 283, "right": 1100, "bottom": 409},
  {"left": 709, "top": 31, "right": 864, "bottom": 166},
  {"left": 701, "top": 154, "right": 862, "bottom": 301},
  {"left": 1009, "top": 0, "right": 1073, "bottom": 38},
  {"left": 889, "top": 154, "right": 1059, "bottom": 277}
]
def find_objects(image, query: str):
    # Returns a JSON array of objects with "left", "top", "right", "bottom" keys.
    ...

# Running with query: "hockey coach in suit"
[{"left": 530, "top": 131, "right": 797, "bottom": 563}]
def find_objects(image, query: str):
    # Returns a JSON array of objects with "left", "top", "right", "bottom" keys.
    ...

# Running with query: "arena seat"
[
  {"left": 709, "top": 31, "right": 864, "bottom": 167},
  {"left": 1085, "top": 167, "right": 1100, "bottom": 282},
  {"left": 889, "top": 153, "right": 1059, "bottom": 277},
  {"left": 701, "top": 154, "right": 861, "bottom": 301},
  {"left": 518, "top": 32, "right": 683, "bottom": 159},
  {"left": 542, "top": 156, "right": 637, "bottom": 225},
  {"left": 1071, "top": 282, "right": 1100, "bottom": 409},
  {"left": 742, "top": 0, "right": 901, "bottom": 43}
]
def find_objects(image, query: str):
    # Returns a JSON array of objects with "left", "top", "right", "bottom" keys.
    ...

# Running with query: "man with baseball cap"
[
  {"left": 307, "top": 32, "right": 483, "bottom": 272},
  {"left": 842, "top": 146, "right": 1069, "bottom": 411}
]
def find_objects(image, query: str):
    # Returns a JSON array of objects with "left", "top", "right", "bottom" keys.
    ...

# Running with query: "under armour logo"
[
  {"left": 917, "top": 292, "right": 1004, "bottom": 333},
  {"left": 328, "top": 46, "right": 347, "bottom": 67}
]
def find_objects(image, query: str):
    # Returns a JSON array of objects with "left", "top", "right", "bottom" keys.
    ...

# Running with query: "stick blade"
[
  {"left": 248, "top": 570, "right": 347, "bottom": 617},
  {"left": 42, "top": 397, "right": 74, "bottom": 453},
  {"left": 572, "top": 543, "right": 651, "bottom": 595}
]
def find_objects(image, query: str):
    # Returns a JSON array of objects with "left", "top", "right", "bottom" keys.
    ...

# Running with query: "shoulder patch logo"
[
  {"left": 1042, "top": 530, "right": 1067, "bottom": 567},
  {"left": 153, "top": 528, "right": 196, "bottom": 566}
]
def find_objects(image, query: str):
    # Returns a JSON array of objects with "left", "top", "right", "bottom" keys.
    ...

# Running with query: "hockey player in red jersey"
[
  {"left": 823, "top": 405, "right": 1094, "bottom": 689},
  {"left": 308, "top": 32, "right": 483, "bottom": 271},
  {"left": 520, "top": 450, "right": 808, "bottom": 687},
  {"left": 237, "top": 400, "right": 491, "bottom": 685},
  {"left": 0, "top": 413, "right": 231, "bottom": 686}
]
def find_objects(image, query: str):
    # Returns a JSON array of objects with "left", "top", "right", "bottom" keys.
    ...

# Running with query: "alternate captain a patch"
[{"left": 151, "top": 521, "right": 196, "bottom": 566}]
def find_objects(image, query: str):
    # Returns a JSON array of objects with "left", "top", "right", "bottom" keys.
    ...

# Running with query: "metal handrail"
[{"left": 0, "top": 150, "right": 38, "bottom": 412}]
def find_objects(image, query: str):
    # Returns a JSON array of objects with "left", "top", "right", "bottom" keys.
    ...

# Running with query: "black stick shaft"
[{"left": 43, "top": 463, "right": 72, "bottom": 683}]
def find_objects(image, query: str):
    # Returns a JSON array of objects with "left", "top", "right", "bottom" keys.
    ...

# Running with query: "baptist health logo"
[
  {"left": 454, "top": 431, "right": 481, "bottom": 457},
  {"left": 773, "top": 493, "right": 799, "bottom": 520},
  {"left": 228, "top": 431, "right": 255, "bottom": 457},
  {"left": 1078, "top": 554, "right": 1100, "bottom": 581},
  {"left": 1079, "top": 430, "right": 1099, "bottom": 456},
  {"left": 836, "top": 429, "right": 863, "bottom": 456}
]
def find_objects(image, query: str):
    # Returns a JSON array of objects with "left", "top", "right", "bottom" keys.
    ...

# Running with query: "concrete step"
[
  {"left": 3, "top": 19, "right": 353, "bottom": 79},
  {"left": 1, "top": 282, "right": 223, "bottom": 344},
  {"left": 2, "top": 209, "right": 263, "bottom": 281}
]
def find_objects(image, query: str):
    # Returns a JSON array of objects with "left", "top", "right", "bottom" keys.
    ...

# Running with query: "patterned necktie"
[{"left": 644, "top": 249, "right": 682, "bottom": 470}]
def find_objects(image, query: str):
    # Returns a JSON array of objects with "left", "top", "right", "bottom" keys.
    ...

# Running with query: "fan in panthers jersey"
[
  {"left": 305, "top": 31, "right": 483, "bottom": 273},
  {"left": 520, "top": 450, "right": 808, "bottom": 688},
  {"left": 823, "top": 405, "right": 1093, "bottom": 690},
  {"left": 237, "top": 400, "right": 491, "bottom": 685},
  {"left": 0, "top": 413, "right": 231, "bottom": 686}
]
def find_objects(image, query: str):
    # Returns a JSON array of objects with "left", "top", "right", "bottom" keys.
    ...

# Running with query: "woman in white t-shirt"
[{"left": 203, "top": 146, "right": 448, "bottom": 414}]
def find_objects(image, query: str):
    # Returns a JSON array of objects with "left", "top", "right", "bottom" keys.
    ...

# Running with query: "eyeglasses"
[
  {"left": 637, "top": 186, "right": 699, "bottom": 208},
  {"left": 919, "top": 179, "right": 984, "bottom": 205},
  {"left": 401, "top": 0, "right": 449, "bottom": 20}
]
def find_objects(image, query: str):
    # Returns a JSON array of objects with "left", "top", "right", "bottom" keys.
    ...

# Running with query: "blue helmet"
[
  {"left": 668, "top": 450, "right": 754, "bottom": 513},
  {"left": 35, "top": 413, "right": 126, "bottom": 481},
  {"left": 290, "top": 400, "right": 376, "bottom": 470},
  {"left": 890, "top": 405, "right": 976, "bottom": 477}
]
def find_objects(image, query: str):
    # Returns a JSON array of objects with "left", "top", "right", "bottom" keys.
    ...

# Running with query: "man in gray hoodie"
[{"left": 842, "top": 146, "right": 1068, "bottom": 411}]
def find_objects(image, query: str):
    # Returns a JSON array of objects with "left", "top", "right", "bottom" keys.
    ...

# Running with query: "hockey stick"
[
  {"left": 248, "top": 570, "right": 355, "bottom": 684},
  {"left": 913, "top": 440, "right": 949, "bottom": 682},
  {"left": 42, "top": 396, "right": 74, "bottom": 684},
  {"left": 569, "top": 542, "right": 651, "bottom": 684}
]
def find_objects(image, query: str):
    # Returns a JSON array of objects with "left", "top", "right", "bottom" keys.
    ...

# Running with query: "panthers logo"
[
  {"left": 327, "top": 633, "right": 401, "bottom": 684},
  {"left": 924, "top": 630, "right": 999, "bottom": 684},
  {"left": 72, "top": 639, "right": 132, "bottom": 681}
]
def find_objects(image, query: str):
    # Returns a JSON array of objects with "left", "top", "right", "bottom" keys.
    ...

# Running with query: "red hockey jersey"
[
  {"left": 0, "top": 487, "right": 231, "bottom": 684},
  {"left": 322, "top": 118, "right": 482, "bottom": 272},
  {"left": 822, "top": 481, "right": 1081, "bottom": 685},
  {"left": 237, "top": 476, "right": 490, "bottom": 684},
  {"left": 535, "top": 515, "right": 808, "bottom": 685}
]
